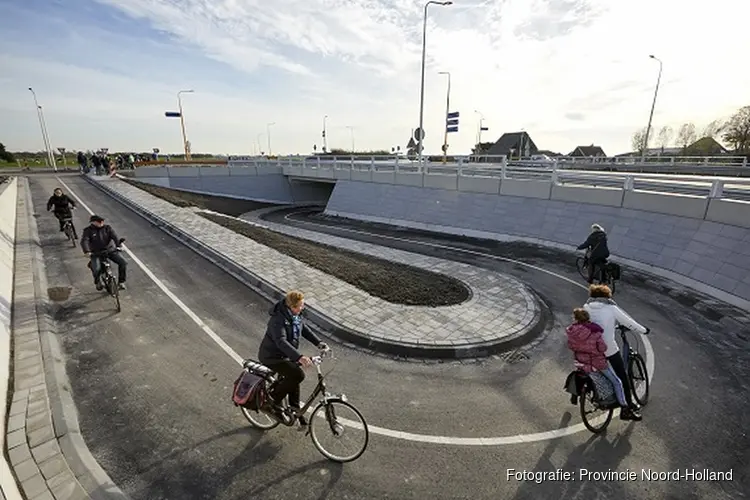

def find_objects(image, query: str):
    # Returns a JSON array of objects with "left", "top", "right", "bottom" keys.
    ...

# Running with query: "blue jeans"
[{"left": 600, "top": 363, "right": 627, "bottom": 407}]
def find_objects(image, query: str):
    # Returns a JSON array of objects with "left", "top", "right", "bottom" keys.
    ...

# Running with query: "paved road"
[{"left": 26, "top": 175, "right": 750, "bottom": 499}]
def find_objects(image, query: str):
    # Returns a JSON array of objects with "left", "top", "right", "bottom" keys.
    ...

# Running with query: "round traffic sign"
[{"left": 414, "top": 128, "right": 425, "bottom": 141}]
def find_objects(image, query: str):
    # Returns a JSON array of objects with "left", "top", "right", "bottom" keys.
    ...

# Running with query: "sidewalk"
[{"left": 87, "top": 175, "right": 549, "bottom": 358}]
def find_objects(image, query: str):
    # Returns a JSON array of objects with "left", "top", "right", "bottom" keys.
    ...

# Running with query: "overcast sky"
[{"left": 1, "top": 0, "right": 748, "bottom": 156}]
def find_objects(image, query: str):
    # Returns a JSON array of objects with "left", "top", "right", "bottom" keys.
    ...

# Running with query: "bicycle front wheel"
[
  {"left": 629, "top": 353, "right": 649, "bottom": 406},
  {"left": 309, "top": 399, "right": 369, "bottom": 463},
  {"left": 575, "top": 257, "right": 588, "bottom": 281}
]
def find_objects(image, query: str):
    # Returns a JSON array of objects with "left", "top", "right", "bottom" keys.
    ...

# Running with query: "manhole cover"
[{"left": 47, "top": 286, "right": 72, "bottom": 302}]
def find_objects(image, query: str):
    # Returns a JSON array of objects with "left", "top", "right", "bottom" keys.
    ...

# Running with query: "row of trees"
[
  {"left": 631, "top": 105, "right": 750, "bottom": 155},
  {"left": 0, "top": 142, "right": 15, "bottom": 163}
]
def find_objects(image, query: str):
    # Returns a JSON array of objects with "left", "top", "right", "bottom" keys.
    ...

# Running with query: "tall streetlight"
[
  {"left": 177, "top": 90, "right": 194, "bottom": 160},
  {"left": 438, "top": 71, "right": 451, "bottom": 164},
  {"left": 474, "top": 110, "right": 486, "bottom": 147},
  {"left": 641, "top": 55, "right": 662, "bottom": 162},
  {"left": 267, "top": 122, "right": 275, "bottom": 155},
  {"left": 38, "top": 106, "right": 56, "bottom": 170},
  {"left": 417, "top": 0, "right": 453, "bottom": 169},
  {"left": 28, "top": 87, "right": 56, "bottom": 170},
  {"left": 322, "top": 115, "right": 328, "bottom": 153},
  {"left": 346, "top": 126, "right": 355, "bottom": 153}
]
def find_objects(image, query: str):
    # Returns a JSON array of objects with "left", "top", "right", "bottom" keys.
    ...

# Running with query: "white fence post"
[{"left": 709, "top": 180, "right": 724, "bottom": 198}]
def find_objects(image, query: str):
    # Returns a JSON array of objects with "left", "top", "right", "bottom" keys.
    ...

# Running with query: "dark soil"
[
  {"left": 120, "top": 177, "right": 276, "bottom": 216},
  {"left": 121, "top": 178, "right": 470, "bottom": 307}
]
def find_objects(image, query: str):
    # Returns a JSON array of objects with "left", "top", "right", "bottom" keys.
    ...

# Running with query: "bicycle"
[
  {"left": 575, "top": 250, "right": 618, "bottom": 294},
  {"left": 88, "top": 238, "right": 126, "bottom": 313},
  {"left": 62, "top": 218, "right": 78, "bottom": 247},
  {"left": 238, "top": 348, "right": 369, "bottom": 463},
  {"left": 565, "top": 324, "right": 650, "bottom": 433}
]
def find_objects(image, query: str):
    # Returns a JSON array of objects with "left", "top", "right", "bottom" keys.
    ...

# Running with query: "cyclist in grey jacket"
[{"left": 258, "top": 290, "right": 327, "bottom": 423}]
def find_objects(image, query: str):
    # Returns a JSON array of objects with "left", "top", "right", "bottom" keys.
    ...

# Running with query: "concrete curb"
[
  {"left": 19, "top": 177, "right": 131, "bottom": 499},
  {"left": 85, "top": 174, "right": 551, "bottom": 359}
]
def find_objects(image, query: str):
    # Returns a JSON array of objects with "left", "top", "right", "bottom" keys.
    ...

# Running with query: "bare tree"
[
  {"left": 656, "top": 126, "right": 673, "bottom": 152},
  {"left": 676, "top": 123, "right": 697, "bottom": 150},
  {"left": 702, "top": 119, "right": 725, "bottom": 139},
  {"left": 631, "top": 127, "right": 647, "bottom": 153},
  {"left": 722, "top": 106, "right": 750, "bottom": 152}
]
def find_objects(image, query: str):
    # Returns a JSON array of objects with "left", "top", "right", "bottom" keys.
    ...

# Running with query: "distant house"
[
  {"left": 484, "top": 131, "right": 539, "bottom": 159},
  {"left": 685, "top": 137, "right": 728, "bottom": 156},
  {"left": 569, "top": 145, "right": 606, "bottom": 157}
]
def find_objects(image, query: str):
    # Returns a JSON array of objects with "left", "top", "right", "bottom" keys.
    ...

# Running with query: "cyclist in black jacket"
[
  {"left": 577, "top": 223, "right": 610, "bottom": 284},
  {"left": 258, "top": 290, "right": 328, "bottom": 424},
  {"left": 81, "top": 215, "right": 128, "bottom": 291},
  {"left": 47, "top": 188, "right": 77, "bottom": 232}
]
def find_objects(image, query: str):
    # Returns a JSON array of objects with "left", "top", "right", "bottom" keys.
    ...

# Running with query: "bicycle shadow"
[
  {"left": 239, "top": 459, "right": 344, "bottom": 500},
  {"left": 131, "top": 425, "right": 282, "bottom": 499},
  {"left": 510, "top": 417, "right": 636, "bottom": 500}
]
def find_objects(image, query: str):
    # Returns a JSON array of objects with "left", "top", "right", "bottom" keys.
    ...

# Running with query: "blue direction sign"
[
  {"left": 165, "top": 111, "right": 181, "bottom": 118},
  {"left": 446, "top": 111, "right": 459, "bottom": 133}
]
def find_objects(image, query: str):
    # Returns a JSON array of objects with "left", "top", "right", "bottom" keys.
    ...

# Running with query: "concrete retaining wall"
[
  {"left": 325, "top": 180, "right": 750, "bottom": 308},
  {"left": 0, "top": 177, "right": 23, "bottom": 499},
  {"left": 132, "top": 166, "right": 331, "bottom": 204}
]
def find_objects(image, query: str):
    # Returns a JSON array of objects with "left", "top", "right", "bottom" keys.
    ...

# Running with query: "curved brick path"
[{"left": 90, "top": 177, "right": 547, "bottom": 357}]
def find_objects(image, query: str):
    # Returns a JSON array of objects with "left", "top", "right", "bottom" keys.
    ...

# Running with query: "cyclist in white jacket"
[{"left": 584, "top": 284, "right": 650, "bottom": 421}]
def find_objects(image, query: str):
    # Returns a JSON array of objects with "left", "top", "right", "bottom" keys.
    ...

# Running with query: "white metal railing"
[
  {"left": 135, "top": 154, "right": 750, "bottom": 201},
  {"left": 268, "top": 156, "right": 750, "bottom": 201}
]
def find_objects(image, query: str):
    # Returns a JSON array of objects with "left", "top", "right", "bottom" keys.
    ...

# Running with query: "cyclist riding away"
[
  {"left": 583, "top": 284, "right": 649, "bottom": 421},
  {"left": 577, "top": 223, "right": 609, "bottom": 284},
  {"left": 81, "top": 215, "right": 128, "bottom": 291},
  {"left": 258, "top": 290, "right": 328, "bottom": 425},
  {"left": 47, "top": 188, "right": 77, "bottom": 233}
]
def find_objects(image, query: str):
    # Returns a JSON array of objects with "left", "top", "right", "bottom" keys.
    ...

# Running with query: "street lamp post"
[
  {"left": 641, "top": 55, "right": 662, "bottom": 162},
  {"left": 322, "top": 115, "right": 328, "bottom": 153},
  {"left": 267, "top": 122, "right": 275, "bottom": 156},
  {"left": 177, "top": 90, "right": 194, "bottom": 160},
  {"left": 346, "top": 126, "right": 355, "bottom": 153},
  {"left": 417, "top": 0, "right": 453, "bottom": 170},
  {"left": 27, "top": 87, "right": 56, "bottom": 170},
  {"left": 474, "top": 110, "right": 485, "bottom": 147},
  {"left": 38, "top": 105, "right": 56, "bottom": 170},
  {"left": 438, "top": 71, "right": 451, "bottom": 164}
]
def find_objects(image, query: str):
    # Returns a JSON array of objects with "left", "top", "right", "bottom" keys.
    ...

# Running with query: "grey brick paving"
[
  {"left": 95, "top": 177, "right": 543, "bottom": 348},
  {"left": 5, "top": 179, "right": 91, "bottom": 499}
]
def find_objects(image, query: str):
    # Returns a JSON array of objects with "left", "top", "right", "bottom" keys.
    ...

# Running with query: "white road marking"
[{"left": 57, "top": 177, "right": 655, "bottom": 446}]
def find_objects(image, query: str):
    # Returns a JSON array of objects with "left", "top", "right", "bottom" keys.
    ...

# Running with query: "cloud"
[{"left": 1, "top": 0, "right": 749, "bottom": 156}]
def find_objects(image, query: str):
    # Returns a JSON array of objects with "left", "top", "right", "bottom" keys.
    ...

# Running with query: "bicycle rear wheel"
[
  {"left": 309, "top": 399, "right": 369, "bottom": 463},
  {"left": 579, "top": 385, "right": 613, "bottom": 433},
  {"left": 241, "top": 383, "right": 281, "bottom": 430},
  {"left": 628, "top": 353, "right": 649, "bottom": 406}
]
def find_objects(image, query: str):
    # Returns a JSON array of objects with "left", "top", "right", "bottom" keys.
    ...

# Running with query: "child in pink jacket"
[{"left": 566, "top": 308, "right": 627, "bottom": 408}]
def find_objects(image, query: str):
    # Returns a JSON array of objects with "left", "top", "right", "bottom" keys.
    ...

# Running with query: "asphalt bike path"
[{"left": 25, "top": 175, "right": 749, "bottom": 499}]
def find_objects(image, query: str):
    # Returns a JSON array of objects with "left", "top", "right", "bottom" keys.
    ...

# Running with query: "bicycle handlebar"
[{"left": 616, "top": 324, "right": 651, "bottom": 335}]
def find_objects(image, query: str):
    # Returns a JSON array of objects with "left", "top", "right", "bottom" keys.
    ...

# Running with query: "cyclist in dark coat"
[
  {"left": 80, "top": 215, "right": 127, "bottom": 291},
  {"left": 258, "top": 290, "right": 327, "bottom": 423},
  {"left": 46, "top": 188, "right": 77, "bottom": 232},
  {"left": 577, "top": 223, "right": 610, "bottom": 284}
]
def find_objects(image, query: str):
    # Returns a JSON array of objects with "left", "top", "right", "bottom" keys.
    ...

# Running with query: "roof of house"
[
  {"left": 570, "top": 145, "right": 606, "bottom": 156},
  {"left": 686, "top": 137, "right": 728, "bottom": 154},
  {"left": 485, "top": 132, "right": 538, "bottom": 156}
]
